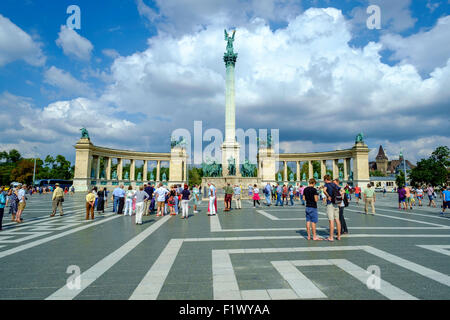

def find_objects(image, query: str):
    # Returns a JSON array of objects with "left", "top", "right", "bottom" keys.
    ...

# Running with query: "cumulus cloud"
[
  {"left": 93, "top": 7, "right": 449, "bottom": 161},
  {"left": 44, "top": 66, "right": 93, "bottom": 97},
  {"left": 0, "top": 14, "right": 46, "bottom": 67},
  {"left": 136, "top": 0, "right": 302, "bottom": 34},
  {"left": 2, "top": 7, "right": 449, "bottom": 164},
  {"left": 102, "top": 49, "right": 120, "bottom": 59},
  {"left": 381, "top": 15, "right": 450, "bottom": 74},
  {"left": 0, "top": 91, "right": 138, "bottom": 161},
  {"left": 55, "top": 25, "right": 93, "bottom": 61}
]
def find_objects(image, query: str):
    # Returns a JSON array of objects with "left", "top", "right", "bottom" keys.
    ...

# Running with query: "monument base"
[
  {"left": 202, "top": 177, "right": 259, "bottom": 200},
  {"left": 221, "top": 141, "right": 240, "bottom": 176}
]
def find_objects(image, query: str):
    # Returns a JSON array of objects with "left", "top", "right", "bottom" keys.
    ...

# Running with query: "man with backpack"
[
  {"left": 363, "top": 184, "right": 376, "bottom": 215},
  {"left": 323, "top": 175, "right": 341, "bottom": 241}
]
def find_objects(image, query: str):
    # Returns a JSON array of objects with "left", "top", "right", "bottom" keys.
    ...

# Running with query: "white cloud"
[
  {"left": 0, "top": 14, "right": 46, "bottom": 67},
  {"left": 0, "top": 91, "right": 137, "bottom": 161},
  {"left": 44, "top": 66, "right": 92, "bottom": 97},
  {"left": 55, "top": 25, "right": 93, "bottom": 61},
  {"left": 2, "top": 7, "right": 449, "bottom": 164},
  {"left": 381, "top": 15, "right": 450, "bottom": 74},
  {"left": 102, "top": 49, "right": 120, "bottom": 59},
  {"left": 136, "top": 0, "right": 302, "bottom": 34}
]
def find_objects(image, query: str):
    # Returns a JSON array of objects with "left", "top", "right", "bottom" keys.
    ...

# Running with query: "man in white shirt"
[
  {"left": 208, "top": 183, "right": 216, "bottom": 216},
  {"left": 16, "top": 184, "right": 27, "bottom": 223},
  {"left": 155, "top": 183, "right": 168, "bottom": 217}
]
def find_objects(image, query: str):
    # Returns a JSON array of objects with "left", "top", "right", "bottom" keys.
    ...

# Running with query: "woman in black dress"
[{"left": 97, "top": 187, "right": 106, "bottom": 213}]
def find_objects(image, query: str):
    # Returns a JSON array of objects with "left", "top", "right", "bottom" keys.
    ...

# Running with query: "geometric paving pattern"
[{"left": 0, "top": 193, "right": 449, "bottom": 300}]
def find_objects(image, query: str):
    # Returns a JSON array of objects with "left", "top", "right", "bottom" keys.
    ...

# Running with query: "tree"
[
  {"left": 396, "top": 171, "right": 406, "bottom": 188},
  {"left": 370, "top": 170, "right": 386, "bottom": 177},
  {"left": 10, "top": 159, "right": 34, "bottom": 184},
  {"left": 188, "top": 167, "right": 202, "bottom": 186},
  {"left": 52, "top": 155, "right": 73, "bottom": 179},
  {"left": 431, "top": 146, "right": 450, "bottom": 167},
  {"left": 410, "top": 146, "right": 449, "bottom": 186},
  {"left": 7, "top": 149, "right": 22, "bottom": 163}
]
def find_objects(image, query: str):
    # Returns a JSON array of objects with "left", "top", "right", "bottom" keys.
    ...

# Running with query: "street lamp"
[
  {"left": 400, "top": 150, "right": 407, "bottom": 186},
  {"left": 32, "top": 146, "right": 38, "bottom": 187}
]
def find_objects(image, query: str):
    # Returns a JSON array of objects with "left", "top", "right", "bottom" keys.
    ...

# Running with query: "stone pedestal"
[
  {"left": 169, "top": 147, "right": 187, "bottom": 182},
  {"left": 73, "top": 138, "right": 93, "bottom": 192},
  {"left": 352, "top": 142, "right": 370, "bottom": 190},
  {"left": 221, "top": 141, "right": 240, "bottom": 177},
  {"left": 258, "top": 147, "right": 277, "bottom": 182}
]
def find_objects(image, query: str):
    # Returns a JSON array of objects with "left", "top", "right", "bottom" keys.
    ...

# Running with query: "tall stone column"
[
  {"left": 95, "top": 156, "right": 100, "bottom": 180},
  {"left": 344, "top": 158, "right": 349, "bottom": 181},
  {"left": 106, "top": 157, "right": 111, "bottom": 180},
  {"left": 221, "top": 30, "right": 240, "bottom": 177},
  {"left": 321, "top": 160, "right": 327, "bottom": 180},
  {"left": 296, "top": 161, "right": 300, "bottom": 181},
  {"left": 333, "top": 159, "right": 339, "bottom": 180},
  {"left": 118, "top": 158, "right": 123, "bottom": 181},
  {"left": 143, "top": 160, "right": 148, "bottom": 182},
  {"left": 284, "top": 161, "right": 288, "bottom": 181},
  {"left": 308, "top": 160, "right": 313, "bottom": 179},
  {"left": 130, "top": 159, "right": 136, "bottom": 181},
  {"left": 156, "top": 161, "right": 161, "bottom": 182}
]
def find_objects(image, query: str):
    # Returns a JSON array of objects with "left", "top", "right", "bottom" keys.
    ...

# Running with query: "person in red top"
[
  {"left": 282, "top": 185, "right": 288, "bottom": 205},
  {"left": 354, "top": 185, "right": 361, "bottom": 205}
]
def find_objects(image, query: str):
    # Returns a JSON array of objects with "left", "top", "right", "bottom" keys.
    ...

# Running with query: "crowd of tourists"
[
  {"left": 0, "top": 180, "right": 448, "bottom": 234},
  {"left": 83, "top": 183, "right": 201, "bottom": 224},
  {"left": 396, "top": 184, "right": 450, "bottom": 215}
]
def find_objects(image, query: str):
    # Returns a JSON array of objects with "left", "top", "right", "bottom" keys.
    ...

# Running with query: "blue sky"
[{"left": 0, "top": 0, "right": 449, "bottom": 165}]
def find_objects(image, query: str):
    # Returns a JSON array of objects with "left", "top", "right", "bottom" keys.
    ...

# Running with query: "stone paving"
[{"left": 0, "top": 192, "right": 449, "bottom": 300}]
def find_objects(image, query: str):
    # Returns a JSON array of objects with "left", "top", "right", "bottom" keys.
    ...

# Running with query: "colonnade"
[
  {"left": 73, "top": 138, "right": 187, "bottom": 191},
  {"left": 258, "top": 141, "right": 370, "bottom": 186},
  {"left": 278, "top": 158, "right": 352, "bottom": 182}
]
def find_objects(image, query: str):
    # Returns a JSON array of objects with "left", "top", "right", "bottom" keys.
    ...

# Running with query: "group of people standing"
[
  {"left": 84, "top": 183, "right": 202, "bottom": 223},
  {"left": 303, "top": 176, "right": 350, "bottom": 241},
  {"left": 0, "top": 184, "right": 28, "bottom": 230},
  {"left": 397, "top": 184, "right": 450, "bottom": 215}
]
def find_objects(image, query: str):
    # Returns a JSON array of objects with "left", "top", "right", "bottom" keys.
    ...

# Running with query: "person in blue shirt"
[
  {"left": 0, "top": 186, "right": 6, "bottom": 230},
  {"left": 112, "top": 186, "right": 122, "bottom": 213},
  {"left": 275, "top": 183, "right": 283, "bottom": 206},
  {"left": 264, "top": 183, "right": 272, "bottom": 206},
  {"left": 441, "top": 186, "right": 450, "bottom": 215},
  {"left": 323, "top": 175, "right": 341, "bottom": 241}
]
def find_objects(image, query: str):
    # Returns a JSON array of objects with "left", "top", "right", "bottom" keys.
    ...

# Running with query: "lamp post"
[
  {"left": 400, "top": 150, "right": 407, "bottom": 186},
  {"left": 32, "top": 146, "right": 38, "bottom": 187}
]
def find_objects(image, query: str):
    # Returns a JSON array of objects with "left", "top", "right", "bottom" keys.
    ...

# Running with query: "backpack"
[{"left": 331, "top": 184, "right": 342, "bottom": 205}]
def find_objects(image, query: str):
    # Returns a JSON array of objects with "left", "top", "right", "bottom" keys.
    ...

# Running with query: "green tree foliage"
[
  {"left": 188, "top": 167, "right": 203, "bottom": 186},
  {"left": 10, "top": 159, "right": 34, "bottom": 184},
  {"left": 409, "top": 146, "right": 449, "bottom": 186},
  {"left": 396, "top": 171, "right": 406, "bottom": 188},
  {"left": 370, "top": 170, "right": 386, "bottom": 177},
  {"left": 0, "top": 149, "right": 73, "bottom": 185}
]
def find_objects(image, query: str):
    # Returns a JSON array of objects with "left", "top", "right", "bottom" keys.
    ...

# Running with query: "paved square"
[{"left": 0, "top": 193, "right": 449, "bottom": 300}]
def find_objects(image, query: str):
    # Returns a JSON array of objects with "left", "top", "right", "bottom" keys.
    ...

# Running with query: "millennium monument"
[
  {"left": 222, "top": 29, "right": 240, "bottom": 177},
  {"left": 73, "top": 29, "right": 370, "bottom": 194}
]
